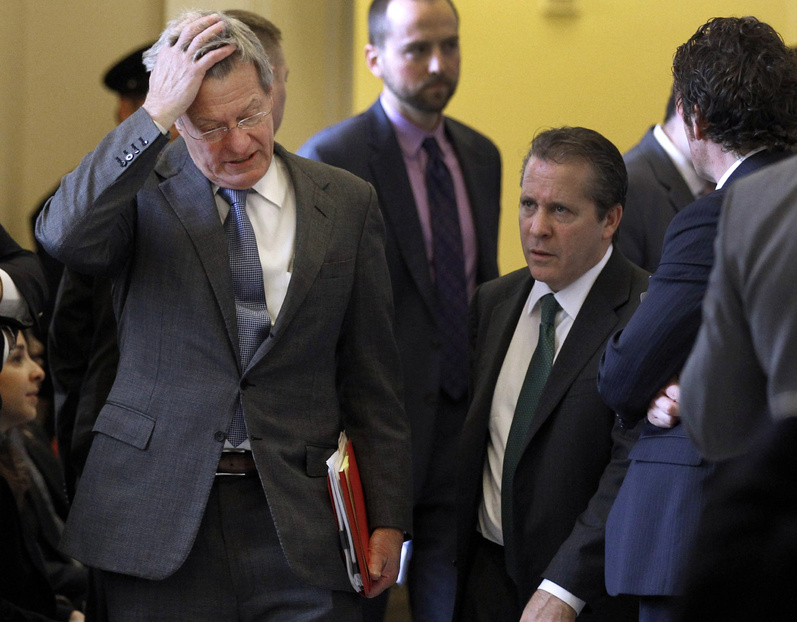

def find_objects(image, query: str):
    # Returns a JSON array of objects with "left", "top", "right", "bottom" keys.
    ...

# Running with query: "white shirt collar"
[
  {"left": 214, "top": 153, "right": 289, "bottom": 209},
  {"left": 652, "top": 124, "right": 705, "bottom": 197},
  {"left": 526, "top": 245, "right": 614, "bottom": 322},
  {"left": 715, "top": 147, "right": 765, "bottom": 190}
]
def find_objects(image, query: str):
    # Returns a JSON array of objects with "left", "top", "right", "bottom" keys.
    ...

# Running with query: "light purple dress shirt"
[{"left": 380, "top": 95, "right": 478, "bottom": 298}]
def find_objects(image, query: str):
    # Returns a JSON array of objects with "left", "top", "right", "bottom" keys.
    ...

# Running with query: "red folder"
[{"left": 327, "top": 433, "right": 372, "bottom": 595}]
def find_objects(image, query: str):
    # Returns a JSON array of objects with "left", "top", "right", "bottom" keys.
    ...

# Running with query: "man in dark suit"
[
  {"left": 36, "top": 11, "right": 411, "bottom": 621},
  {"left": 681, "top": 155, "right": 797, "bottom": 461},
  {"left": 617, "top": 88, "right": 710, "bottom": 272},
  {"left": 678, "top": 158, "right": 797, "bottom": 618},
  {"left": 455, "top": 127, "right": 646, "bottom": 622},
  {"left": 299, "top": 0, "right": 501, "bottom": 619},
  {"left": 597, "top": 16, "right": 797, "bottom": 622}
]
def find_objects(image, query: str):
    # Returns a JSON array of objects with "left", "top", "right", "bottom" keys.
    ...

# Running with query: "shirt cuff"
[
  {"left": 152, "top": 119, "right": 170, "bottom": 136},
  {"left": 538, "top": 580, "right": 586, "bottom": 616},
  {"left": 0, "top": 268, "right": 31, "bottom": 324}
]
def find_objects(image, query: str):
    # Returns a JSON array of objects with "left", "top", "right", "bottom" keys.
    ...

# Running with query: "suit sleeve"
[
  {"left": 542, "top": 417, "right": 644, "bottom": 603},
  {"left": 598, "top": 206, "right": 714, "bottom": 425},
  {"left": 35, "top": 107, "right": 169, "bottom": 277},
  {"left": 681, "top": 181, "right": 780, "bottom": 461},
  {"left": 335, "top": 183, "right": 413, "bottom": 535}
]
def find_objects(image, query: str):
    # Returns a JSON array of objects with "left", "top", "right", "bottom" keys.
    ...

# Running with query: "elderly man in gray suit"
[{"left": 36, "top": 10, "right": 411, "bottom": 621}]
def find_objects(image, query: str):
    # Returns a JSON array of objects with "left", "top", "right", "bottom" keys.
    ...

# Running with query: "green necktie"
[{"left": 501, "top": 292, "right": 560, "bottom": 574}]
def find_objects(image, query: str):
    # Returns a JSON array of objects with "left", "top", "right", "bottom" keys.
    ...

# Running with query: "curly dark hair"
[{"left": 673, "top": 16, "right": 797, "bottom": 154}]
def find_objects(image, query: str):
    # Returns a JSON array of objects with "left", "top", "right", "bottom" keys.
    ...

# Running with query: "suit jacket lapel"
[
  {"left": 247, "top": 145, "right": 335, "bottom": 369},
  {"left": 445, "top": 119, "right": 498, "bottom": 283},
  {"left": 470, "top": 274, "right": 533, "bottom": 444},
  {"left": 155, "top": 140, "right": 240, "bottom": 364},
  {"left": 642, "top": 130, "right": 694, "bottom": 214},
  {"left": 520, "top": 251, "right": 630, "bottom": 449},
  {"left": 367, "top": 102, "right": 437, "bottom": 315}
]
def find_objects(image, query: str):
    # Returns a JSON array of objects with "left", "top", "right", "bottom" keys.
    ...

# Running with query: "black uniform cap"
[{"left": 102, "top": 42, "right": 154, "bottom": 98}]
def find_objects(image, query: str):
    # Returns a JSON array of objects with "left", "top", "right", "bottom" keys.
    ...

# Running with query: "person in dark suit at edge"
[
  {"left": 299, "top": 1, "right": 501, "bottom": 620},
  {"left": 677, "top": 154, "right": 797, "bottom": 622},
  {"left": 36, "top": 11, "right": 411, "bottom": 621},
  {"left": 617, "top": 87, "right": 712, "bottom": 273},
  {"left": 597, "top": 16, "right": 797, "bottom": 622},
  {"left": 455, "top": 126, "right": 646, "bottom": 622}
]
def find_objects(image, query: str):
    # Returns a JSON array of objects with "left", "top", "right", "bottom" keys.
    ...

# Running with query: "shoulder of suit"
[
  {"left": 444, "top": 116, "right": 500, "bottom": 155},
  {"left": 476, "top": 267, "right": 530, "bottom": 302},
  {"left": 282, "top": 145, "right": 373, "bottom": 194},
  {"left": 298, "top": 107, "right": 377, "bottom": 158}
]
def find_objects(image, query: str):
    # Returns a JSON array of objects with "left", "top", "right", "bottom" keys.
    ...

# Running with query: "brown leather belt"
[{"left": 216, "top": 450, "right": 257, "bottom": 477}]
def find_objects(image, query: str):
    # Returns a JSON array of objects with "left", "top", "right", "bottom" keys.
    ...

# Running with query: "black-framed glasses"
[{"left": 180, "top": 97, "right": 273, "bottom": 144}]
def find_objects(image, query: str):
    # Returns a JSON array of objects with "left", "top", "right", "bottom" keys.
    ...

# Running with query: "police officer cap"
[{"left": 102, "top": 43, "right": 154, "bottom": 98}]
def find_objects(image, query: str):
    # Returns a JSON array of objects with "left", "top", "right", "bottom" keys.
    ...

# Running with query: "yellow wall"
[{"left": 352, "top": 0, "right": 797, "bottom": 274}]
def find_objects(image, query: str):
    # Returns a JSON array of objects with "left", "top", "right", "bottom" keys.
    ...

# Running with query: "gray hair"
[{"left": 143, "top": 10, "right": 273, "bottom": 94}]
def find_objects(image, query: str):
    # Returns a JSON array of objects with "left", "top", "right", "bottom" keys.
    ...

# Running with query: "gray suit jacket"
[
  {"left": 618, "top": 128, "right": 695, "bottom": 272},
  {"left": 682, "top": 154, "right": 797, "bottom": 461},
  {"left": 35, "top": 107, "right": 412, "bottom": 590},
  {"left": 299, "top": 100, "right": 501, "bottom": 499},
  {"left": 454, "top": 250, "right": 648, "bottom": 620}
]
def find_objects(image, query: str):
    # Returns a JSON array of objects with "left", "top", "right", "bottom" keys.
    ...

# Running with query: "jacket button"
[
  {"left": 424, "top": 393, "right": 437, "bottom": 406},
  {"left": 214, "top": 431, "right": 226, "bottom": 442}
]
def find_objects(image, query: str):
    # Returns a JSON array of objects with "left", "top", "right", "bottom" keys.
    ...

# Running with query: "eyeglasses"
[{"left": 180, "top": 100, "right": 272, "bottom": 144}]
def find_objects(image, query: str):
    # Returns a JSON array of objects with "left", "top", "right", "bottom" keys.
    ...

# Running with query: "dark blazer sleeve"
[{"left": 598, "top": 197, "right": 719, "bottom": 424}]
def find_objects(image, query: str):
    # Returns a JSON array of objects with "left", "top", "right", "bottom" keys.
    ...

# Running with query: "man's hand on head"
[{"left": 143, "top": 13, "right": 237, "bottom": 130}]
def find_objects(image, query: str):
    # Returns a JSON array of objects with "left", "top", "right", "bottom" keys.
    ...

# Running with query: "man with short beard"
[{"left": 299, "top": 1, "right": 501, "bottom": 620}]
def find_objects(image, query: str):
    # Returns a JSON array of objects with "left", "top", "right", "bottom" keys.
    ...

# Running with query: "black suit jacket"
[
  {"left": 617, "top": 128, "right": 695, "bottom": 272},
  {"left": 455, "top": 250, "right": 648, "bottom": 620},
  {"left": 598, "top": 150, "right": 791, "bottom": 596},
  {"left": 299, "top": 100, "right": 501, "bottom": 498}
]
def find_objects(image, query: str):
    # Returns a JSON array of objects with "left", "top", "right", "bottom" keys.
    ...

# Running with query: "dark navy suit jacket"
[
  {"left": 299, "top": 100, "right": 501, "bottom": 500},
  {"left": 597, "top": 149, "right": 791, "bottom": 596}
]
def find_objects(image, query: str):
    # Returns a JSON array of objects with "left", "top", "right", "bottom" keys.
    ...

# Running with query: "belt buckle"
[{"left": 216, "top": 448, "right": 253, "bottom": 477}]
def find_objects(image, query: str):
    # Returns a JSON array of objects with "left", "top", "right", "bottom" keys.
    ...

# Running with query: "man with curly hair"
[{"left": 597, "top": 15, "right": 797, "bottom": 622}]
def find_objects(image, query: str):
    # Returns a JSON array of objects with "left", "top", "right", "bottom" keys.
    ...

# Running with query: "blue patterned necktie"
[
  {"left": 219, "top": 187, "right": 271, "bottom": 447},
  {"left": 501, "top": 293, "right": 560, "bottom": 572},
  {"left": 423, "top": 137, "right": 469, "bottom": 401}
]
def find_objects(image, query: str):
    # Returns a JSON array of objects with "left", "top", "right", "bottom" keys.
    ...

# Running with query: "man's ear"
[
  {"left": 365, "top": 44, "right": 383, "bottom": 79},
  {"left": 602, "top": 204, "right": 622, "bottom": 240},
  {"left": 691, "top": 106, "right": 708, "bottom": 141}
]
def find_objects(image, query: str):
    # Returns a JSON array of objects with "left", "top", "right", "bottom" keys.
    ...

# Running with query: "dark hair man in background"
[
  {"left": 299, "top": 2, "right": 501, "bottom": 618},
  {"left": 617, "top": 87, "right": 712, "bottom": 273}
]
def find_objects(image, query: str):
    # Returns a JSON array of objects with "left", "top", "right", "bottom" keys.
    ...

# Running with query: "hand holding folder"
[{"left": 327, "top": 432, "right": 373, "bottom": 595}]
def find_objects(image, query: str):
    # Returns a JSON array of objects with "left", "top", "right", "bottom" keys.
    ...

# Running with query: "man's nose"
[{"left": 428, "top": 50, "right": 442, "bottom": 74}]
